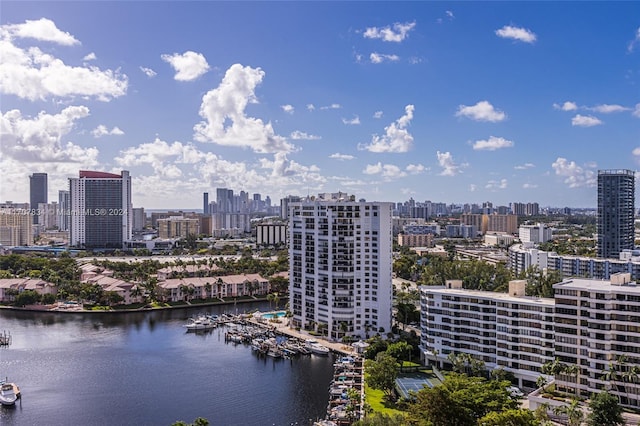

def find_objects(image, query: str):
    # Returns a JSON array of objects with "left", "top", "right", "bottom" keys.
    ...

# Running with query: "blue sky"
[{"left": 1, "top": 2, "right": 639, "bottom": 209}]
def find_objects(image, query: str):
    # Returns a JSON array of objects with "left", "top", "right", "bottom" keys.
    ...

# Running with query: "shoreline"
[{"left": 0, "top": 295, "right": 274, "bottom": 314}]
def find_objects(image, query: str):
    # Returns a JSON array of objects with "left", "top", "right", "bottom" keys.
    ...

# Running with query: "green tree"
[
  {"left": 365, "top": 352, "right": 398, "bottom": 400},
  {"left": 408, "top": 372, "right": 517, "bottom": 426},
  {"left": 477, "top": 408, "right": 539, "bottom": 426},
  {"left": 14, "top": 289, "right": 40, "bottom": 307},
  {"left": 352, "top": 412, "right": 406, "bottom": 426},
  {"left": 386, "top": 341, "right": 412, "bottom": 364},
  {"left": 587, "top": 391, "right": 624, "bottom": 426},
  {"left": 553, "top": 398, "right": 584, "bottom": 426}
]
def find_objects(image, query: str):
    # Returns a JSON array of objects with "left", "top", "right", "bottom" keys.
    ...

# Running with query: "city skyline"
[{"left": 2, "top": 2, "right": 640, "bottom": 209}]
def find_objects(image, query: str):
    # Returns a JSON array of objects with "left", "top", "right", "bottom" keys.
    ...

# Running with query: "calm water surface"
[{"left": 0, "top": 303, "right": 335, "bottom": 426}]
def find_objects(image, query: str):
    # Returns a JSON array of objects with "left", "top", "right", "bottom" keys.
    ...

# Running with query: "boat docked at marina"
[
  {"left": 184, "top": 315, "right": 217, "bottom": 331},
  {"left": 0, "top": 381, "right": 19, "bottom": 406},
  {"left": 306, "top": 339, "right": 330, "bottom": 356}
]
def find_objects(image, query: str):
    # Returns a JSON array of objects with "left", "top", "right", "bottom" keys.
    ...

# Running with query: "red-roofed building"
[{"left": 69, "top": 170, "right": 132, "bottom": 249}]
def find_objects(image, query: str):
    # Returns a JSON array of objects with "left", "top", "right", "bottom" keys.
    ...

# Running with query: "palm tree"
[
  {"left": 602, "top": 362, "right": 621, "bottom": 401},
  {"left": 553, "top": 398, "right": 584, "bottom": 426},
  {"left": 565, "top": 364, "right": 580, "bottom": 398},
  {"left": 266, "top": 293, "right": 275, "bottom": 310}
]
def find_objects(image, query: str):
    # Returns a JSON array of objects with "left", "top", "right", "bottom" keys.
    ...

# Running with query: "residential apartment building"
[
  {"left": 289, "top": 194, "right": 393, "bottom": 340},
  {"left": 0, "top": 207, "right": 33, "bottom": 246},
  {"left": 255, "top": 222, "right": 287, "bottom": 246},
  {"left": 69, "top": 170, "right": 132, "bottom": 249},
  {"left": 597, "top": 169, "right": 635, "bottom": 259},
  {"left": 157, "top": 216, "right": 200, "bottom": 239},
  {"left": 553, "top": 274, "right": 640, "bottom": 407},
  {"left": 397, "top": 233, "right": 434, "bottom": 248},
  {"left": 508, "top": 243, "right": 640, "bottom": 280},
  {"left": 519, "top": 223, "right": 553, "bottom": 244},
  {"left": 420, "top": 280, "right": 555, "bottom": 389}
]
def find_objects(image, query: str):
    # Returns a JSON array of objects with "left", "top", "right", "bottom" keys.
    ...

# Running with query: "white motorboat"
[
  {"left": 0, "top": 382, "right": 19, "bottom": 406},
  {"left": 306, "top": 339, "right": 330, "bottom": 356},
  {"left": 184, "top": 315, "right": 216, "bottom": 331}
]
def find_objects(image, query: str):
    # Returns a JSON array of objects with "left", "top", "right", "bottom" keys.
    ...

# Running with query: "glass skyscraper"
[{"left": 597, "top": 169, "right": 635, "bottom": 259}]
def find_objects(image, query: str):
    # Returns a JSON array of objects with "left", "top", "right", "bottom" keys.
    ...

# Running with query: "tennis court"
[{"left": 395, "top": 372, "right": 441, "bottom": 399}]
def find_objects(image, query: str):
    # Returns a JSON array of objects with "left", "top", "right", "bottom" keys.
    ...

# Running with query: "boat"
[
  {"left": 0, "top": 382, "right": 19, "bottom": 406},
  {"left": 184, "top": 315, "right": 217, "bottom": 331},
  {"left": 306, "top": 339, "right": 330, "bottom": 356}
]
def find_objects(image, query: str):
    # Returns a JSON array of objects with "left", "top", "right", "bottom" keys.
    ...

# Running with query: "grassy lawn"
[{"left": 364, "top": 383, "right": 407, "bottom": 417}]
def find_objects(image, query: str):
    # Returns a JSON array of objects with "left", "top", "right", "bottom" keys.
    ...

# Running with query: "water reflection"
[{"left": 0, "top": 303, "right": 334, "bottom": 426}]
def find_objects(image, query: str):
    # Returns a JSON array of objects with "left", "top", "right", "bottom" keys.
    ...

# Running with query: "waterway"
[{"left": 0, "top": 303, "right": 335, "bottom": 426}]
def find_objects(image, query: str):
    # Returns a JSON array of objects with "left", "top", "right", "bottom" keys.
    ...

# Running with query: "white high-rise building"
[
  {"left": 69, "top": 170, "right": 132, "bottom": 249},
  {"left": 420, "top": 280, "right": 555, "bottom": 389},
  {"left": 553, "top": 273, "right": 640, "bottom": 407},
  {"left": 288, "top": 194, "right": 393, "bottom": 340}
]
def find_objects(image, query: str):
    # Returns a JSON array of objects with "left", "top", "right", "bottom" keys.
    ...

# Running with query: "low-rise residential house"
[
  {"left": 0, "top": 278, "right": 57, "bottom": 302},
  {"left": 83, "top": 274, "right": 142, "bottom": 305},
  {"left": 156, "top": 264, "right": 219, "bottom": 281},
  {"left": 159, "top": 273, "right": 269, "bottom": 302}
]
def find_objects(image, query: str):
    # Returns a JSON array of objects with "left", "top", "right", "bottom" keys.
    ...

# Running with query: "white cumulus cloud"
[
  {"left": 161, "top": 51, "right": 210, "bottom": 81},
  {"left": 0, "top": 19, "right": 128, "bottom": 101},
  {"left": 406, "top": 164, "right": 426, "bottom": 174},
  {"left": 320, "top": 103, "right": 342, "bottom": 110},
  {"left": 571, "top": 114, "right": 603, "bottom": 127},
  {"left": 140, "top": 66, "right": 157, "bottom": 78},
  {"left": 281, "top": 104, "right": 294, "bottom": 114},
  {"left": 329, "top": 153, "right": 355, "bottom": 161},
  {"left": 472, "top": 136, "right": 514, "bottom": 151},
  {"left": 485, "top": 179, "right": 508, "bottom": 190},
  {"left": 456, "top": 101, "right": 506, "bottom": 122},
  {"left": 553, "top": 101, "right": 578, "bottom": 111},
  {"left": 342, "top": 115, "right": 361, "bottom": 125},
  {"left": 514, "top": 163, "right": 535, "bottom": 170},
  {"left": 358, "top": 105, "right": 414, "bottom": 153},
  {"left": 0, "top": 106, "right": 98, "bottom": 164},
  {"left": 83, "top": 52, "right": 96, "bottom": 61},
  {"left": 91, "top": 125, "right": 124, "bottom": 138},
  {"left": 290, "top": 130, "right": 320, "bottom": 140},
  {"left": 588, "top": 104, "right": 629, "bottom": 114},
  {"left": 370, "top": 53, "right": 400, "bottom": 64},
  {"left": 437, "top": 151, "right": 462, "bottom": 176},
  {"left": 551, "top": 157, "right": 597, "bottom": 188},
  {"left": 495, "top": 25, "right": 537, "bottom": 43},
  {"left": 0, "top": 18, "right": 79, "bottom": 45},
  {"left": 373, "top": 111, "right": 383, "bottom": 119},
  {"left": 363, "top": 162, "right": 406, "bottom": 179},
  {"left": 193, "top": 63, "right": 294, "bottom": 154},
  {"left": 363, "top": 22, "right": 416, "bottom": 42}
]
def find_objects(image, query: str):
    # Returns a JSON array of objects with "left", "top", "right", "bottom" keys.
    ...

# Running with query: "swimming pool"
[{"left": 262, "top": 311, "right": 286, "bottom": 319}]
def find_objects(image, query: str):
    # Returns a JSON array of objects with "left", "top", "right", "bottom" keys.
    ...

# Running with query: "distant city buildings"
[
  {"left": 29, "top": 172, "right": 47, "bottom": 224},
  {"left": 519, "top": 223, "right": 553, "bottom": 244},
  {"left": 288, "top": 193, "right": 393, "bottom": 340},
  {"left": 69, "top": 170, "right": 132, "bottom": 249},
  {"left": 58, "top": 190, "right": 70, "bottom": 231},
  {"left": 157, "top": 215, "right": 200, "bottom": 239},
  {"left": 597, "top": 169, "right": 635, "bottom": 259},
  {"left": 255, "top": 221, "right": 287, "bottom": 246},
  {"left": 0, "top": 204, "right": 32, "bottom": 246}
]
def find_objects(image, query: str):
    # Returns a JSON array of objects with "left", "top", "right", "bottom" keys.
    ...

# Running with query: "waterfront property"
[
  {"left": 289, "top": 193, "right": 393, "bottom": 341},
  {"left": 0, "top": 278, "right": 57, "bottom": 303},
  {"left": 159, "top": 273, "right": 269, "bottom": 302}
]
